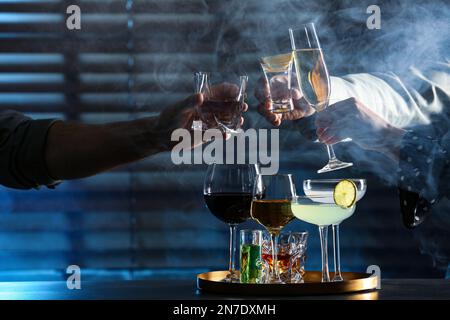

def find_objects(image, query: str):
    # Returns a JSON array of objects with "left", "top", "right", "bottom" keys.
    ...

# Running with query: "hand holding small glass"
[{"left": 194, "top": 72, "right": 248, "bottom": 133}]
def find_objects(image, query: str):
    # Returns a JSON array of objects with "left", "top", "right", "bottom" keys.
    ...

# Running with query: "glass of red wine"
[{"left": 203, "top": 163, "right": 259, "bottom": 282}]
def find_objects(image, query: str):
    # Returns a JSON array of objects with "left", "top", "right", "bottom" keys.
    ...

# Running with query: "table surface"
[{"left": 0, "top": 278, "right": 448, "bottom": 300}]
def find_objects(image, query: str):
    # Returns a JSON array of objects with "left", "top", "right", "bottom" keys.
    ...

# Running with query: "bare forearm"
[{"left": 45, "top": 116, "right": 167, "bottom": 180}]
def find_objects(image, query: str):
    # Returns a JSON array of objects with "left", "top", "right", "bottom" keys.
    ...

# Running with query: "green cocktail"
[
  {"left": 291, "top": 201, "right": 355, "bottom": 226},
  {"left": 240, "top": 243, "right": 262, "bottom": 284}
]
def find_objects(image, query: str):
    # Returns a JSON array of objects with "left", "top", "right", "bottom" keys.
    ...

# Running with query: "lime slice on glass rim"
[{"left": 333, "top": 180, "right": 357, "bottom": 208}]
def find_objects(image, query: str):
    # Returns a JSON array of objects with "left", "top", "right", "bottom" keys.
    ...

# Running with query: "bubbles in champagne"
[{"left": 293, "top": 48, "right": 330, "bottom": 111}]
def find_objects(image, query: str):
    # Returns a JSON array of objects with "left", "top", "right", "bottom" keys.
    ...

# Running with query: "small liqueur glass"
[
  {"left": 194, "top": 72, "right": 248, "bottom": 133},
  {"left": 259, "top": 52, "right": 294, "bottom": 113}
]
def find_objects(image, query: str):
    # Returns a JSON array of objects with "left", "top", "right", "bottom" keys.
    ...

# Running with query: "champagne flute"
[
  {"left": 289, "top": 23, "right": 353, "bottom": 173},
  {"left": 251, "top": 174, "right": 296, "bottom": 284},
  {"left": 303, "top": 179, "right": 367, "bottom": 281},
  {"left": 203, "top": 164, "right": 259, "bottom": 282}
]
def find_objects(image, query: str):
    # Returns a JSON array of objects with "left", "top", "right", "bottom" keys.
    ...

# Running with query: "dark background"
[{"left": 0, "top": 0, "right": 448, "bottom": 281}]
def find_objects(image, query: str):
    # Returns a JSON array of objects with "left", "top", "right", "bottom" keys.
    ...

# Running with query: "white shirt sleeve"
[{"left": 329, "top": 60, "right": 450, "bottom": 128}]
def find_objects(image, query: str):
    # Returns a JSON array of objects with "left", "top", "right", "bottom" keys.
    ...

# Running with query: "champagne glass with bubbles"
[{"left": 289, "top": 23, "right": 353, "bottom": 173}]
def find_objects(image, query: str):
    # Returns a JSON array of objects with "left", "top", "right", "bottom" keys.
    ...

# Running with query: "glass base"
[
  {"left": 217, "top": 122, "right": 242, "bottom": 134},
  {"left": 321, "top": 274, "right": 331, "bottom": 283},
  {"left": 269, "top": 277, "right": 285, "bottom": 284},
  {"left": 332, "top": 274, "right": 344, "bottom": 282},
  {"left": 313, "top": 138, "right": 352, "bottom": 144},
  {"left": 317, "top": 159, "right": 353, "bottom": 174},
  {"left": 270, "top": 101, "right": 294, "bottom": 114},
  {"left": 222, "top": 271, "right": 239, "bottom": 283}
]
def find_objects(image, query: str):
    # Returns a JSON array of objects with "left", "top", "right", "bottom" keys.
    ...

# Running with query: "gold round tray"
[{"left": 197, "top": 270, "right": 378, "bottom": 296}]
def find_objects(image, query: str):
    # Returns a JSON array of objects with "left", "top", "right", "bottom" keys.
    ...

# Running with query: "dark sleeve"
[
  {"left": 0, "top": 110, "right": 61, "bottom": 189},
  {"left": 293, "top": 113, "right": 318, "bottom": 141},
  {"left": 397, "top": 127, "right": 449, "bottom": 228}
]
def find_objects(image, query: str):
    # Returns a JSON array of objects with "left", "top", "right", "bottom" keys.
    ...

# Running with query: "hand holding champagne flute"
[{"left": 289, "top": 23, "right": 353, "bottom": 173}]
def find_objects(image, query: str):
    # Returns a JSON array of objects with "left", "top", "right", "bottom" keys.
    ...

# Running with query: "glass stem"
[
  {"left": 326, "top": 145, "right": 337, "bottom": 161},
  {"left": 270, "top": 233, "right": 281, "bottom": 282},
  {"left": 332, "top": 224, "right": 343, "bottom": 281},
  {"left": 228, "top": 225, "right": 237, "bottom": 274},
  {"left": 319, "top": 225, "right": 330, "bottom": 282}
]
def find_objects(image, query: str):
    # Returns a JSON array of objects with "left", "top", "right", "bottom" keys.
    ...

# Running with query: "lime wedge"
[{"left": 333, "top": 180, "right": 357, "bottom": 208}]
